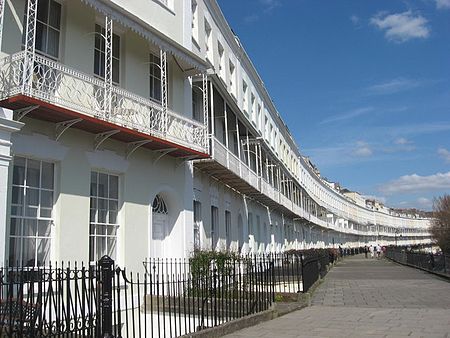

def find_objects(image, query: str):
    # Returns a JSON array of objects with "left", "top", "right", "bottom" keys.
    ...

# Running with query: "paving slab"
[{"left": 223, "top": 256, "right": 450, "bottom": 337}]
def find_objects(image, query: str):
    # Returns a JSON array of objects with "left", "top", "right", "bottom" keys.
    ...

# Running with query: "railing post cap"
[{"left": 99, "top": 255, "right": 114, "bottom": 266}]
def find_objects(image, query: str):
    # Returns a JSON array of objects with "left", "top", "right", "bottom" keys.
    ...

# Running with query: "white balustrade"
[{"left": 0, "top": 52, "right": 207, "bottom": 152}]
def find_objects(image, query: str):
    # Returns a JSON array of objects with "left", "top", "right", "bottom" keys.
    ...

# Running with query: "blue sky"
[{"left": 217, "top": 0, "right": 450, "bottom": 211}]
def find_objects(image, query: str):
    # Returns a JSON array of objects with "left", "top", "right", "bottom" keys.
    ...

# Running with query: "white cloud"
[
  {"left": 379, "top": 171, "right": 450, "bottom": 195},
  {"left": 260, "top": 0, "right": 281, "bottom": 12},
  {"left": 366, "top": 78, "right": 420, "bottom": 95},
  {"left": 320, "top": 107, "right": 374, "bottom": 124},
  {"left": 397, "top": 197, "right": 433, "bottom": 210},
  {"left": 383, "top": 137, "right": 416, "bottom": 153},
  {"left": 438, "top": 147, "right": 450, "bottom": 162},
  {"left": 245, "top": 0, "right": 280, "bottom": 23},
  {"left": 244, "top": 14, "right": 259, "bottom": 24},
  {"left": 353, "top": 141, "right": 373, "bottom": 157},
  {"left": 370, "top": 11, "right": 430, "bottom": 42},
  {"left": 394, "top": 137, "right": 411, "bottom": 145},
  {"left": 350, "top": 15, "right": 360, "bottom": 25},
  {"left": 436, "top": 0, "right": 450, "bottom": 9}
]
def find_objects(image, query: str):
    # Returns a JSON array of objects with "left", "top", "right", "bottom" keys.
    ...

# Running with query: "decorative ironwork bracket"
[
  {"left": 94, "top": 130, "right": 120, "bottom": 150},
  {"left": 14, "top": 105, "right": 39, "bottom": 121},
  {"left": 154, "top": 148, "right": 177, "bottom": 165},
  {"left": 126, "top": 140, "right": 152, "bottom": 159},
  {"left": 55, "top": 118, "right": 83, "bottom": 141}
]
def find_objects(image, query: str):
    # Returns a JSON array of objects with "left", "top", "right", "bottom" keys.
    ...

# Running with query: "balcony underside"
[
  {"left": 3, "top": 95, "right": 209, "bottom": 159},
  {"left": 195, "top": 158, "right": 300, "bottom": 219}
]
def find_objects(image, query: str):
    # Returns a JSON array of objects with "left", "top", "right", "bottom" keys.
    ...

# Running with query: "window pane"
[
  {"left": 13, "top": 157, "right": 26, "bottom": 185},
  {"left": 112, "top": 58, "right": 120, "bottom": 84},
  {"left": 9, "top": 218, "right": 22, "bottom": 236},
  {"left": 47, "top": 27, "right": 59, "bottom": 58},
  {"left": 107, "top": 237, "right": 116, "bottom": 259},
  {"left": 40, "top": 208, "right": 52, "bottom": 218},
  {"left": 22, "top": 238, "right": 36, "bottom": 266},
  {"left": 109, "top": 175, "right": 118, "bottom": 199},
  {"left": 108, "top": 225, "right": 117, "bottom": 236},
  {"left": 25, "top": 205, "right": 38, "bottom": 217},
  {"left": 40, "top": 190, "right": 53, "bottom": 208},
  {"left": 49, "top": 0, "right": 61, "bottom": 29},
  {"left": 8, "top": 237, "right": 21, "bottom": 266},
  {"left": 154, "top": 80, "right": 161, "bottom": 101},
  {"left": 90, "top": 209, "right": 96, "bottom": 223},
  {"left": 35, "top": 22, "right": 48, "bottom": 54},
  {"left": 26, "top": 160, "right": 41, "bottom": 188},
  {"left": 26, "top": 188, "right": 39, "bottom": 206},
  {"left": 37, "top": 220, "right": 51, "bottom": 237},
  {"left": 95, "top": 25, "right": 105, "bottom": 51},
  {"left": 98, "top": 198, "right": 107, "bottom": 210},
  {"left": 97, "top": 225, "right": 106, "bottom": 235},
  {"left": 109, "top": 199, "right": 118, "bottom": 211},
  {"left": 11, "top": 186, "right": 24, "bottom": 206},
  {"left": 98, "top": 173, "right": 108, "bottom": 198},
  {"left": 89, "top": 236, "right": 95, "bottom": 262},
  {"left": 96, "top": 236, "right": 106, "bottom": 259},
  {"left": 112, "top": 34, "right": 120, "bottom": 58},
  {"left": 37, "top": 0, "right": 49, "bottom": 23},
  {"left": 36, "top": 238, "right": 50, "bottom": 266},
  {"left": 23, "top": 218, "right": 37, "bottom": 237},
  {"left": 109, "top": 210, "right": 117, "bottom": 224},
  {"left": 41, "top": 162, "right": 54, "bottom": 189},
  {"left": 90, "top": 172, "right": 98, "bottom": 196},
  {"left": 94, "top": 50, "right": 101, "bottom": 77},
  {"left": 98, "top": 210, "right": 107, "bottom": 223},
  {"left": 95, "top": 29, "right": 102, "bottom": 50}
]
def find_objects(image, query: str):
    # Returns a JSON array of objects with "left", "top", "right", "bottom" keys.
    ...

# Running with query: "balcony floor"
[
  {"left": 3, "top": 95, "right": 209, "bottom": 159},
  {"left": 195, "top": 158, "right": 300, "bottom": 219}
]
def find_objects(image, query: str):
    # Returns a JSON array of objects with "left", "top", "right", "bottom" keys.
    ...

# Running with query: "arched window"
[{"left": 152, "top": 194, "right": 168, "bottom": 215}]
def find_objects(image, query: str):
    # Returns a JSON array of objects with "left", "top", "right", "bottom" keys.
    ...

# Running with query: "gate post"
[{"left": 99, "top": 255, "right": 114, "bottom": 338}]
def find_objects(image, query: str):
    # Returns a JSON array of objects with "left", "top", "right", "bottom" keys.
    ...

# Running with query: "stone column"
[{"left": 0, "top": 108, "right": 23, "bottom": 266}]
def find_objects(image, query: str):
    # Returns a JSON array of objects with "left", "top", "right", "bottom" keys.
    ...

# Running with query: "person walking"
[
  {"left": 364, "top": 245, "right": 368, "bottom": 258},
  {"left": 376, "top": 244, "right": 381, "bottom": 259}
]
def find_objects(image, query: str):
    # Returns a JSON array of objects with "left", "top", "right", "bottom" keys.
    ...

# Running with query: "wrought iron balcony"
[{"left": 0, "top": 51, "right": 208, "bottom": 156}]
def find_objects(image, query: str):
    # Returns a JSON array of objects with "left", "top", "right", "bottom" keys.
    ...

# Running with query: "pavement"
[{"left": 223, "top": 255, "right": 450, "bottom": 338}]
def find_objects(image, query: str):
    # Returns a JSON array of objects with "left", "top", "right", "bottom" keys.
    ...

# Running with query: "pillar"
[{"left": 0, "top": 108, "right": 23, "bottom": 266}]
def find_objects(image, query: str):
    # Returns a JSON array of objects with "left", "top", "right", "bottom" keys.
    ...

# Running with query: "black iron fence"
[
  {"left": 385, "top": 248, "right": 450, "bottom": 276},
  {"left": 0, "top": 262, "right": 98, "bottom": 337},
  {"left": 0, "top": 249, "right": 343, "bottom": 337}
]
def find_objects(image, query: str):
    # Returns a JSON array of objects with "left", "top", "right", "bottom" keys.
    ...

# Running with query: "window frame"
[
  {"left": 9, "top": 156, "right": 55, "bottom": 267},
  {"left": 211, "top": 205, "right": 218, "bottom": 250},
  {"left": 149, "top": 52, "right": 163, "bottom": 103},
  {"left": 193, "top": 200, "right": 202, "bottom": 250},
  {"left": 89, "top": 170, "right": 120, "bottom": 263},
  {"left": 93, "top": 23, "right": 121, "bottom": 85}
]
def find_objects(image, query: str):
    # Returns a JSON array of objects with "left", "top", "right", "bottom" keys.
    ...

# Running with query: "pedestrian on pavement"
[
  {"left": 364, "top": 245, "right": 368, "bottom": 258},
  {"left": 369, "top": 245, "right": 374, "bottom": 258},
  {"left": 376, "top": 244, "right": 381, "bottom": 259},
  {"left": 339, "top": 245, "right": 343, "bottom": 258}
]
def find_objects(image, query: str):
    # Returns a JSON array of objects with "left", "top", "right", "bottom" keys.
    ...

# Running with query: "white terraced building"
[{"left": 0, "top": 0, "right": 431, "bottom": 270}]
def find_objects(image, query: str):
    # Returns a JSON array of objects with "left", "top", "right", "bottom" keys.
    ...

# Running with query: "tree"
[{"left": 431, "top": 194, "right": 450, "bottom": 254}]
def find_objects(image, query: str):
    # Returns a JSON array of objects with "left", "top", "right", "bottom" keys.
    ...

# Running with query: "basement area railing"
[{"left": 0, "top": 249, "right": 347, "bottom": 337}]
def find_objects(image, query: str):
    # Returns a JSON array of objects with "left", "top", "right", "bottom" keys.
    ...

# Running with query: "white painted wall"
[{"left": 9, "top": 118, "right": 194, "bottom": 272}]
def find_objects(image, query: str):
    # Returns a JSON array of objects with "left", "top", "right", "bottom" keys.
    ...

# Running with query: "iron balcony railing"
[
  {"left": 211, "top": 139, "right": 431, "bottom": 239},
  {"left": 0, "top": 51, "right": 207, "bottom": 153}
]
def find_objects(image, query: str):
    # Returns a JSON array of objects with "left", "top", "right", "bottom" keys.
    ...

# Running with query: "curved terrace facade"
[{"left": 0, "top": 0, "right": 431, "bottom": 269}]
